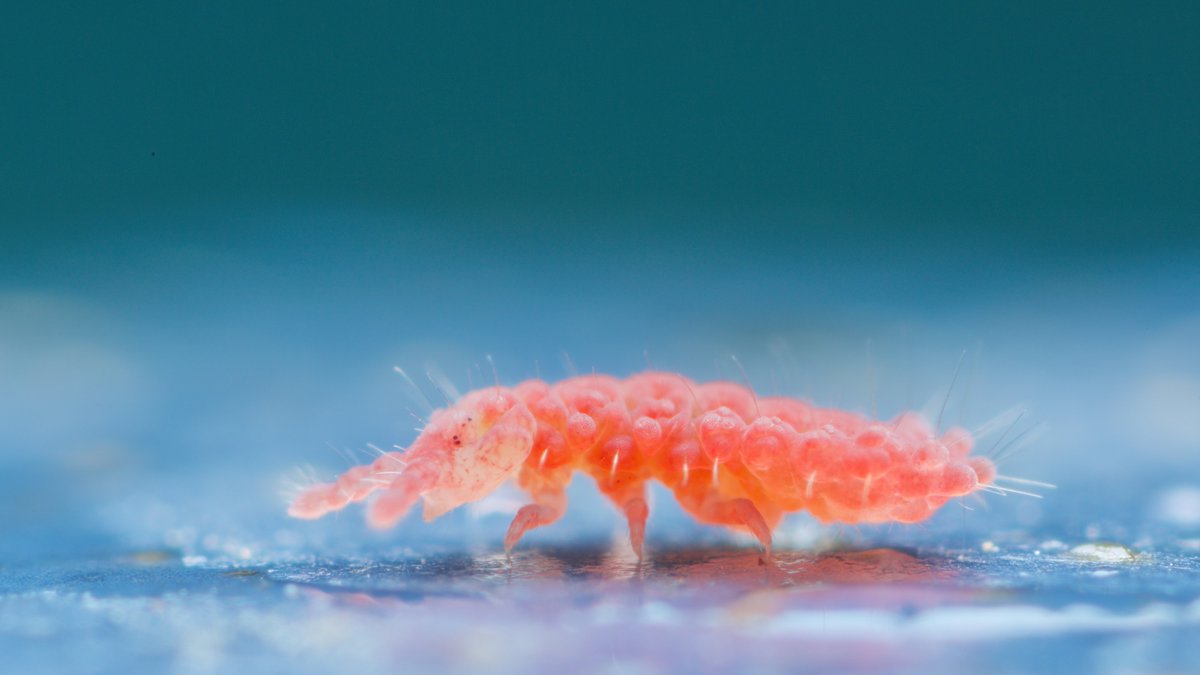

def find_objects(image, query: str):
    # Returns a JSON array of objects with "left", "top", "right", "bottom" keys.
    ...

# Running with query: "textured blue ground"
[{"left": 3, "top": 468, "right": 1200, "bottom": 675}]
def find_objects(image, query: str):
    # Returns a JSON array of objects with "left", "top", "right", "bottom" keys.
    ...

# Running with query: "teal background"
[{"left": 4, "top": 3, "right": 1199, "bottom": 221}]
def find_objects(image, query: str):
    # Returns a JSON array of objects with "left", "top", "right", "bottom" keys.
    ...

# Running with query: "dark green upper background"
[{"left": 3, "top": 2, "right": 1197, "bottom": 238}]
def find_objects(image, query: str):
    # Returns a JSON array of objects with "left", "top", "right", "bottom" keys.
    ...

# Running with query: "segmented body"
[{"left": 290, "top": 371, "right": 996, "bottom": 557}]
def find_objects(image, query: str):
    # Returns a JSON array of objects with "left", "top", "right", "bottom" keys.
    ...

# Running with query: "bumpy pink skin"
[{"left": 289, "top": 372, "right": 996, "bottom": 552}]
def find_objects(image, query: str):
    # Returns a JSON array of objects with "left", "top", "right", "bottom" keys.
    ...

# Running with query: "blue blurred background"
[{"left": 2, "top": 3, "right": 1199, "bottom": 673}]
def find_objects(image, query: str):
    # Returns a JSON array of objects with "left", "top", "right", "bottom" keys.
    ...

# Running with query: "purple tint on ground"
[{"left": 2, "top": 465, "right": 1199, "bottom": 675}]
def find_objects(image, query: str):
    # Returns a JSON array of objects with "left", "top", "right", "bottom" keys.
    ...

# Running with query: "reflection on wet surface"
[
  {"left": 268, "top": 547, "right": 956, "bottom": 602},
  {"left": 260, "top": 545, "right": 992, "bottom": 645},
  {"left": 5, "top": 472, "right": 1200, "bottom": 675},
  {"left": 4, "top": 538, "right": 1200, "bottom": 675}
]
